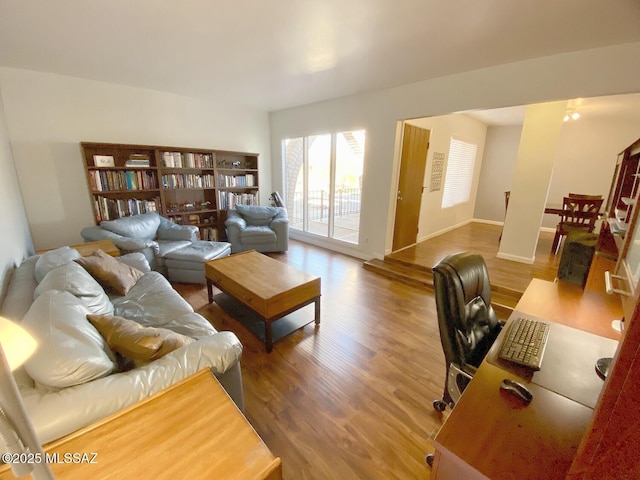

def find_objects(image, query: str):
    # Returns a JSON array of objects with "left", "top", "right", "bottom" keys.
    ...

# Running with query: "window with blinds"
[{"left": 441, "top": 138, "right": 477, "bottom": 208}]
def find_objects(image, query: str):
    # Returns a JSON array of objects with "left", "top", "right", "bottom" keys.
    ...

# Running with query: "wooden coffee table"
[{"left": 205, "top": 251, "right": 321, "bottom": 352}]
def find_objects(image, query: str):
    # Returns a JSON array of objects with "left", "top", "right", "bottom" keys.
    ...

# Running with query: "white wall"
[
  {"left": 546, "top": 114, "right": 640, "bottom": 227},
  {"left": 270, "top": 42, "right": 640, "bottom": 259},
  {"left": 474, "top": 104, "right": 640, "bottom": 229},
  {"left": 0, "top": 85, "right": 34, "bottom": 299},
  {"left": 474, "top": 125, "right": 522, "bottom": 222},
  {"left": 405, "top": 114, "right": 487, "bottom": 239},
  {"left": 499, "top": 101, "right": 567, "bottom": 263},
  {"left": 0, "top": 68, "right": 272, "bottom": 250}
]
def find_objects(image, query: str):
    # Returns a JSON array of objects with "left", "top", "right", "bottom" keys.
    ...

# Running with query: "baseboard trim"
[
  {"left": 417, "top": 219, "right": 474, "bottom": 243},
  {"left": 289, "top": 231, "right": 370, "bottom": 260},
  {"left": 496, "top": 251, "right": 535, "bottom": 264}
]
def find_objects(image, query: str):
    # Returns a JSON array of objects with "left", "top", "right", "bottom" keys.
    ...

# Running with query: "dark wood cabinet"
[{"left": 597, "top": 137, "right": 640, "bottom": 259}]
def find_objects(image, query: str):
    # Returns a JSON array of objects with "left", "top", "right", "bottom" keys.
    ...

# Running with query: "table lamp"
[{"left": 0, "top": 316, "right": 54, "bottom": 479}]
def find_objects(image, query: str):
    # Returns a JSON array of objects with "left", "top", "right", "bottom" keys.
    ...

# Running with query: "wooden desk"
[
  {"left": 514, "top": 278, "right": 622, "bottom": 340},
  {"left": 431, "top": 279, "right": 622, "bottom": 480},
  {"left": 0, "top": 370, "right": 281, "bottom": 480}
]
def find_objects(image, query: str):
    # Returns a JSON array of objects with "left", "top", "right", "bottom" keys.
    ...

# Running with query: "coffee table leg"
[
  {"left": 265, "top": 321, "right": 273, "bottom": 353},
  {"left": 206, "top": 279, "right": 213, "bottom": 303},
  {"left": 314, "top": 296, "right": 321, "bottom": 325}
]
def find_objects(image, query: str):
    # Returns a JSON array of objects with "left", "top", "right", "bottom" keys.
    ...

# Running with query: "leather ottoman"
[{"left": 165, "top": 241, "right": 231, "bottom": 284}]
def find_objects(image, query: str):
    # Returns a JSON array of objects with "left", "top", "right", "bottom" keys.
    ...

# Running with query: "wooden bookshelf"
[{"left": 81, "top": 142, "right": 260, "bottom": 241}]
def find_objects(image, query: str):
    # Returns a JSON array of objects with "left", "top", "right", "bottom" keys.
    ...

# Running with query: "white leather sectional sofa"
[{"left": 0, "top": 247, "right": 244, "bottom": 446}]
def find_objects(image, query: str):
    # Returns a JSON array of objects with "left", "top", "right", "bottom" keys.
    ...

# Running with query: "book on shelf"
[
  {"left": 218, "top": 191, "right": 259, "bottom": 210},
  {"left": 94, "top": 196, "right": 161, "bottom": 222},
  {"left": 199, "top": 227, "right": 219, "bottom": 242},
  {"left": 90, "top": 170, "right": 158, "bottom": 191},
  {"left": 161, "top": 173, "right": 214, "bottom": 189},
  {"left": 218, "top": 173, "right": 256, "bottom": 187},
  {"left": 125, "top": 159, "right": 151, "bottom": 168},
  {"left": 161, "top": 151, "right": 215, "bottom": 169}
]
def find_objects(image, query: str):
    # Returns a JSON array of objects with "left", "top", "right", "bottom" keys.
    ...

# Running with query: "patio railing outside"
[{"left": 290, "top": 188, "right": 361, "bottom": 225}]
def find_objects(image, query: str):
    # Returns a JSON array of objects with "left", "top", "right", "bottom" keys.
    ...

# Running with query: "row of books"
[
  {"left": 94, "top": 196, "right": 161, "bottom": 222},
  {"left": 218, "top": 191, "right": 259, "bottom": 210},
  {"left": 161, "top": 174, "right": 215, "bottom": 189},
  {"left": 125, "top": 159, "right": 151, "bottom": 168},
  {"left": 199, "top": 227, "right": 219, "bottom": 242},
  {"left": 218, "top": 173, "right": 256, "bottom": 187},
  {"left": 161, "top": 151, "right": 215, "bottom": 169},
  {"left": 90, "top": 170, "right": 158, "bottom": 192}
]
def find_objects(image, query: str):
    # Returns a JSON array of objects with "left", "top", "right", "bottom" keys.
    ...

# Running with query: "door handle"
[{"left": 397, "top": 190, "right": 403, "bottom": 201}]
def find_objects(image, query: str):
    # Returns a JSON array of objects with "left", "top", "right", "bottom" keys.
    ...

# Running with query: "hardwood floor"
[
  {"left": 173, "top": 226, "right": 583, "bottom": 480},
  {"left": 175, "top": 242, "right": 443, "bottom": 480},
  {"left": 384, "top": 222, "right": 561, "bottom": 294}
]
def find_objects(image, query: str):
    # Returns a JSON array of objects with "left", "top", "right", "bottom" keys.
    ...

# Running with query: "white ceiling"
[
  {"left": 464, "top": 93, "right": 640, "bottom": 126},
  {"left": 0, "top": 0, "right": 639, "bottom": 112}
]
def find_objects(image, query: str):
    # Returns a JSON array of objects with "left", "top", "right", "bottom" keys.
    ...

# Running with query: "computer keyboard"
[{"left": 498, "top": 317, "right": 550, "bottom": 370}]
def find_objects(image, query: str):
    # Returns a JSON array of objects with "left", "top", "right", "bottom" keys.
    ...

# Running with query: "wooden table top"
[
  {"left": 206, "top": 251, "right": 320, "bottom": 319},
  {"left": 515, "top": 278, "right": 622, "bottom": 340},
  {"left": 206, "top": 251, "right": 319, "bottom": 297},
  {"left": 433, "top": 361, "right": 593, "bottom": 480},
  {"left": 37, "top": 239, "right": 120, "bottom": 257},
  {"left": 0, "top": 370, "right": 281, "bottom": 480}
]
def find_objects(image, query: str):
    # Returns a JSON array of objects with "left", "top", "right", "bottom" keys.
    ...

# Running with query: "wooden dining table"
[{"left": 544, "top": 203, "right": 565, "bottom": 215}]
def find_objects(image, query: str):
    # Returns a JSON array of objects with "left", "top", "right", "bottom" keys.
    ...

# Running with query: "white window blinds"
[{"left": 441, "top": 138, "right": 477, "bottom": 208}]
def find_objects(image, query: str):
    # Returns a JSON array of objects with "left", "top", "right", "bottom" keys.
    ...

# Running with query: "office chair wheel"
[
  {"left": 433, "top": 399, "right": 447, "bottom": 412},
  {"left": 426, "top": 453, "right": 434, "bottom": 467}
]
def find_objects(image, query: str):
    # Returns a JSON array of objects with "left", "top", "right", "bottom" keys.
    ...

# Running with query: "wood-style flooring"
[
  {"left": 176, "top": 242, "right": 443, "bottom": 480},
  {"left": 370, "top": 222, "right": 562, "bottom": 294},
  {"left": 173, "top": 225, "right": 566, "bottom": 480}
]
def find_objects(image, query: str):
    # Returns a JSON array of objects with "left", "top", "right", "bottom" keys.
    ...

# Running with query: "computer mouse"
[{"left": 500, "top": 379, "right": 533, "bottom": 403}]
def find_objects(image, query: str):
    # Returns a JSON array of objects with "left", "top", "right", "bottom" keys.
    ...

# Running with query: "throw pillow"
[
  {"left": 75, "top": 249, "right": 144, "bottom": 296},
  {"left": 34, "top": 246, "right": 81, "bottom": 283},
  {"left": 22, "top": 290, "right": 117, "bottom": 389},
  {"left": 86, "top": 314, "right": 194, "bottom": 365}
]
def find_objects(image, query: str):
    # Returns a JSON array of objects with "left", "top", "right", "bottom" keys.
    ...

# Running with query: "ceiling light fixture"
[{"left": 564, "top": 108, "right": 581, "bottom": 122}]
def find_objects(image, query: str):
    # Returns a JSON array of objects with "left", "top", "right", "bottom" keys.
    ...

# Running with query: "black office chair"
[{"left": 431, "top": 252, "right": 503, "bottom": 412}]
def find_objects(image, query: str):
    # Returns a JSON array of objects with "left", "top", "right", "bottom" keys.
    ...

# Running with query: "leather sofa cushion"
[
  {"left": 34, "top": 246, "right": 81, "bottom": 283},
  {"left": 75, "top": 249, "right": 144, "bottom": 296},
  {"left": 34, "top": 262, "right": 114, "bottom": 316},
  {"left": 100, "top": 212, "right": 161, "bottom": 240},
  {"left": 235, "top": 205, "right": 280, "bottom": 226},
  {"left": 117, "top": 252, "right": 151, "bottom": 273},
  {"left": 157, "top": 216, "right": 198, "bottom": 241},
  {"left": 112, "top": 272, "right": 195, "bottom": 327},
  {"left": 87, "top": 314, "right": 194, "bottom": 366},
  {"left": 240, "top": 226, "right": 277, "bottom": 244},
  {"left": 22, "top": 291, "right": 117, "bottom": 389}
]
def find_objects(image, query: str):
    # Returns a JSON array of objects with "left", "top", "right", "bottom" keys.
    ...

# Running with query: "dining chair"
[
  {"left": 498, "top": 191, "right": 510, "bottom": 242},
  {"left": 568, "top": 193, "right": 603, "bottom": 200},
  {"left": 551, "top": 196, "right": 604, "bottom": 254}
]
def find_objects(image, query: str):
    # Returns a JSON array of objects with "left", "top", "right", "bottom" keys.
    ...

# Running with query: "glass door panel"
[
  {"left": 307, "top": 134, "right": 331, "bottom": 236},
  {"left": 333, "top": 130, "right": 365, "bottom": 243}
]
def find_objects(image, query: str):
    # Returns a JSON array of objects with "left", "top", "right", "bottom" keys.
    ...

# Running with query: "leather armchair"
[
  {"left": 80, "top": 212, "right": 198, "bottom": 272},
  {"left": 431, "top": 251, "right": 503, "bottom": 411},
  {"left": 225, "top": 205, "right": 289, "bottom": 253}
]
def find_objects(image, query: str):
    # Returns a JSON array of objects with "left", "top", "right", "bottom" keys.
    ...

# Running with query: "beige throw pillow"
[
  {"left": 75, "top": 249, "right": 144, "bottom": 295},
  {"left": 87, "top": 314, "right": 194, "bottom": 364}
]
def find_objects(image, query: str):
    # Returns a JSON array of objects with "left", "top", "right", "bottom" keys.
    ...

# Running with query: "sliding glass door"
[{"left": 283, "top": 130, "right": 365, "bottom": 244}]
